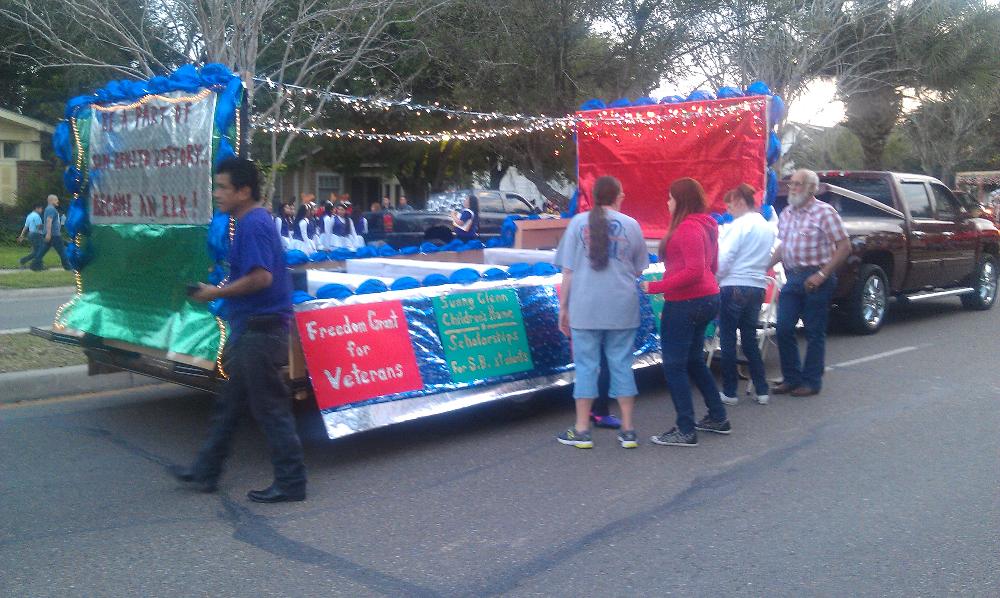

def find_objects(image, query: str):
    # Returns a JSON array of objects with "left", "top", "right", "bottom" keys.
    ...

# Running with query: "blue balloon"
[
  {"left": 769, "top": 95, "right": 786, "bottom": 124},
  {"left": 507, "top": 262, "right": 532, "bottom": 278},
  {"left": 659, "top": 95, "right": 685, "bottom": 104},
  {"left": 579, "top": 98, "right": 606, "bottom": 111},
  {"left": 355, "top": 279, "right": 389, "bottom": 295},
  {"left": 648, "top": 252, "right": 659, "bottom": 264},
  {"left": 53, "top": 122, "right": 72, "bottom": 164},
  {"left": 532, "top": 262, "right": 559, "bottom": 276},
  {"left": 633, "top": 96, "right": 657, "bottom": 106},
  {"left": 686, "top": 90, "right": 716, "bottom": 101},
  {"left": 716, "top": 86, "right": 743, "bottom": 99},
  {"left": 419, "top": 241, "right": 440, "bottom": 254},
  {"left": 760, "top": 204, "right": 775, "bottom": 220},
  {"left": 400, "top": 246, "right": 420, "bottom": 255},
  {"left": 291, "top": 290, "right": 315, "bottom": 304},
  {"left": 765, "top": 168, "right": 778, "bottom": 204},
  {"left": 316, "top": 284, "right": 354, "bottom": 300},
  {"left": 390, "top": 276, "right": 421, "bottom": 290},
  {"left": 378, "top": 244, "right": 399, "bottom": 256},
  {"left": 355, "top": 246, "right": 377, "bottom": 259},
  {"left": 285, "top": 249, "right": 309, "bottom": 265},
  {"left": 746, "top": 81, "right": 772, "bottom": 96},
  {"left": 767, "top": 130, "right": 781, "bottom": 166},
  {"left": 422, "top": 273, "right": 449, "bottom": 286},
  {"left": 449, "top": 268, "right": 481, "bottom": 284},
  {"left": 482, "top": 267, "right": 509, "bottom": 280},
  {"left": 608, "top": 97, "right": 633, "bottom": 108}
]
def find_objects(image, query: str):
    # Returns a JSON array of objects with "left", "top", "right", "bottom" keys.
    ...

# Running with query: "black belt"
[
  {"left": 785, "top": 266, "right": 821, "bottom": 275},
  {"left": 246, "top": 315, "right": 289, "bottom": 332}
]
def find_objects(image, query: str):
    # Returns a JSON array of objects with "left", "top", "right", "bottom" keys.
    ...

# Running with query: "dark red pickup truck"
[{"left": 776, "top": 171, "right": 1000, "bottom": 334}]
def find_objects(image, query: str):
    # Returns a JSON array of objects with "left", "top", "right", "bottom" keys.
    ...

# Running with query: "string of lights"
[
  {"left": 256, "top": 77, "right": 766, "bottom": 132},
  {"left": 252, "top": 97, "right": 765, "bottom": 144}
]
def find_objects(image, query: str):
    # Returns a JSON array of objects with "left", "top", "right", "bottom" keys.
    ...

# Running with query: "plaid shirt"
[{"left": 777, "top": 198, "right": 848, "bottom": 268}]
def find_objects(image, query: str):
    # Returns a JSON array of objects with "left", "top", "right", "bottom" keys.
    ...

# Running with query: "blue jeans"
[
  {"left": 776, "top": 267, "right": 836, "bottom": 391},
  {"left": 571, "top": 328, "right": 638, "bottom": 399},
  {"left": 192, "top": 322, "right": 306, "bottom": 493},
  {"left": 719, "top": 286, "right": 769, "bottom": 397},
  {"left": 660, "top": 294, "right": 726, "bottom": 434}
]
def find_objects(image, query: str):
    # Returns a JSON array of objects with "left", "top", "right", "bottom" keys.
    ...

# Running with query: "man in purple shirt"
[{"left": 173, "top": 157, "right": 306, "bottom": 503}]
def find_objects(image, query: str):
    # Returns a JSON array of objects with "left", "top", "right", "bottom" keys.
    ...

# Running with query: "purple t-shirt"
[{"left": 226, "top": 207, "right": 292, "bottom": 335}]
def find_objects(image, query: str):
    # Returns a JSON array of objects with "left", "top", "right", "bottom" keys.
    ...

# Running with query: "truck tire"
[
  {"left": 845, "top": 264, "right": 889, "bottom": 335},
  {"left": 960, "top": 254, "right": 998, "bottom": 310}
]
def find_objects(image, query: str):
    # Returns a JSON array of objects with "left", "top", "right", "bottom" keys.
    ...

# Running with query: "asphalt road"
[
  {"left": 0, "top": 286, "right": 74, "bottom": 331},
  {"left": 2, "top": 298, "right": 998, "bottom": 597}
]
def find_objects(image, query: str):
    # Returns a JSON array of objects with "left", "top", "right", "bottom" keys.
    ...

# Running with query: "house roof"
[{"left": 0, "top": 107, "right": 55, "bottom": 134}]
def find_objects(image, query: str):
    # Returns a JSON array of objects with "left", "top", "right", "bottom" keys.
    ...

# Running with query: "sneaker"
[
  {"left": 695, "top": 415, "right": 732, "bottom": 435},
  {"left": 755, "top": 394, "right": 770, "bottom": 405},
  {"left": 617, "top": 430, "right": 639, "bottom": 449},
  {"left": 556, "top": 428, "right": 593, "bottom": 448},
  {"left": 650, "top": 428, "right": 698, "bottom": 447},
  {"left": 590, "top": 413, "right": 622, "bottom": 429},
  {"left": 720, "top": 392, "right": 739, "bottom": 406}
]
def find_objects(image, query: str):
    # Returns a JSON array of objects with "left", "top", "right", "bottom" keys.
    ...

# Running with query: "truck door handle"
[
  {"left": 912, "top": 231, "right": 927, "bottom": 237},
  {"left": 941, "top": 231, "right": 954, "bottom": 237}
]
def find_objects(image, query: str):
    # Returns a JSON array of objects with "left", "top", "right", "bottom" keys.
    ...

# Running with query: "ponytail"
[{"left": 588, "top": 176, "right": 622, "bottom": 270}]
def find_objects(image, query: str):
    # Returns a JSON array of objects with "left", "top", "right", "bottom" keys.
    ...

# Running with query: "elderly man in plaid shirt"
[{"left": 769, "top": 169, "right": 851, "bottom": 397}]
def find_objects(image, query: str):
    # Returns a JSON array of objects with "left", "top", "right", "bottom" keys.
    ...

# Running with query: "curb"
[{"left": 0, "top": 364, "right": 166, "bottom": 405}]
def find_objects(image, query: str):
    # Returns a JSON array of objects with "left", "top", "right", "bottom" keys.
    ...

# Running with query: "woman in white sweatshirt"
[{"left": 716, "top": 184, "right": 777, "bottom": 405}]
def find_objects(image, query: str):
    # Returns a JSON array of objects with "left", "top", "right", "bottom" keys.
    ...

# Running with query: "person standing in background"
[
  {"left": 643, "top": 178, "right": 730, "bottom": 447},
  {"left": 555, "top": 176, "right": 648, "bottom": 449},
  {"left": 716, "top": 183, "right": 777, "bottom": 406},
  {"left": 17, "top": 203, "right": 45, "bottom": 270},
  {"left": 35, "top": 194, "right": 70, "bottom": 271},
  {"left": 770, "top": 169, "right": 850, "bottom": 397}
]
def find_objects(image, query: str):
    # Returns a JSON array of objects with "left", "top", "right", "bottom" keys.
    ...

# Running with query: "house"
[
  {"left": 271, "top": 147, "right": 403, "bottom": 211},
  {"left": 0, "top": 107, "right": 55, "bottom": 206}
]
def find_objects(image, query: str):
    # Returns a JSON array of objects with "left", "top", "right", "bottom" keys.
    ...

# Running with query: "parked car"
[
  {"left": 365, "top": 189, "right": 538, "bottom": 247},
  {"left": 772, "top": 171, "right": 1000, "bottom": 334}
]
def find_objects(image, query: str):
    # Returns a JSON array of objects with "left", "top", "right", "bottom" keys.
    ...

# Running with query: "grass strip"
[
  {"left": 0, "top": 243, "right": 67, "bottom": 270},
  {"left": 0, "top": 270, "right": 75, "bottom": 289},
  {"left": 0, "top": 332, "right": 87, "bottom": 374}
]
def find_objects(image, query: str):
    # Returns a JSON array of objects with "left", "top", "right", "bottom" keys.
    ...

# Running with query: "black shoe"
[
  {"left": 694, "top": 415, "right": 732, "bottom": 435},
  {"left": 247, "top": 484, "right": 306, "bottom": 503},
  {"left": 168, "top": 464, "right": 217, "bottom": 493},
  {"left": 650, "top": 428, "right": 698, "bottom": 447}
]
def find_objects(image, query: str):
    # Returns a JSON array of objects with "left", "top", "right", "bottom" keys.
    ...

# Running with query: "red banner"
[
  {"left": 576, "top": 97, "right": 768, "bottom": 239},
  {"left": 295, "top": 301, "right": 424, "bottom": 410}
]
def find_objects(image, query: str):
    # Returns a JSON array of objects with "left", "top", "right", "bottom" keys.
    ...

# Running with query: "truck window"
[
  {"left": 818, "top": 176, "right": 894, "bottom": 207},
  {"left": 817, "top": 192, "right": 896, "bottom": 219},
  {"left": 900, "top": 182, "right": 932, "bottom": 219},
  {"left": 505, "top": 196, "right": 533, "bottom": 215},
  {"left": 929, "top": 184, "right": 959, "bottom": 220},
  {"left": 476, "top": 191, "right": 504, "bottom": 213}
]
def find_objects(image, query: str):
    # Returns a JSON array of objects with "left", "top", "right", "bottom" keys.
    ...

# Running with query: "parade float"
[{"left": 36, "top": 64, "right": 783, "bottom": 440}]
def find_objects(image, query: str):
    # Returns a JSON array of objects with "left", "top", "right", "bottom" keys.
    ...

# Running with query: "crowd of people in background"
[{"left": 555, "top": 168, "right": 847, "bottom": 449}]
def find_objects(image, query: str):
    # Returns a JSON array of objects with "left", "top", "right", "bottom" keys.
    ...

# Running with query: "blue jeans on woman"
[
  {"left": 775, "top": 267, "right": 836, "bottom": 392},
  {"left": 719, "top": 286, "right": 769, "bottom": 398},
  {"left": 660, "top": 294, "right": 727, "bottom": 435}
]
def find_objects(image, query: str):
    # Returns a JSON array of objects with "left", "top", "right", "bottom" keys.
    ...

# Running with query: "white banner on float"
[{"left": 88, "top": 91, "right": 216, "bottom": 225}]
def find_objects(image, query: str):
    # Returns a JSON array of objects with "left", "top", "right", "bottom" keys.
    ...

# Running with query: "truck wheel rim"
[
  {"left": 862, "top": 276, "right": 886, "bottom": 328},
  {"left": 979, "top": 261, "right": 997, "bottom": 304}
]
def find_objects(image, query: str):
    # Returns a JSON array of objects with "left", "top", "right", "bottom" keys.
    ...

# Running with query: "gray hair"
[
  {"left": 795, "top": 169, "right": 819, "bottom": 191},
  {"left": 47, "top": 194, "right": 58, "bottom": 202}
]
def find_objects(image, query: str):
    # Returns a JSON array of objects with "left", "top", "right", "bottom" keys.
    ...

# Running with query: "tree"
[
  {"left": 838, "top": 0, "right": 1000, "bottom": 168},
  {"left": 0, "top": 0, "right": 448, "bottom": 199},
  {"left": 903, "top": 84, "right": 1000, "bottom": 185}
]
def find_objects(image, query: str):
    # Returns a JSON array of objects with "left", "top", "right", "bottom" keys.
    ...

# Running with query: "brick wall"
[{"left": 16, "top": 160, "right": 54, "bottom": 202}]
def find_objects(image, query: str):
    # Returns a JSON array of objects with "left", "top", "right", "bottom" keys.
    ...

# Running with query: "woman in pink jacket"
[{"left": 642, "top": 178, "right": 730, "bottom": 447}]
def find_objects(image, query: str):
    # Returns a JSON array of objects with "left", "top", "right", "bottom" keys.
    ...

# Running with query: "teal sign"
[{"left": 433, "top": 289, "right": 534, "bottom": 383}]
